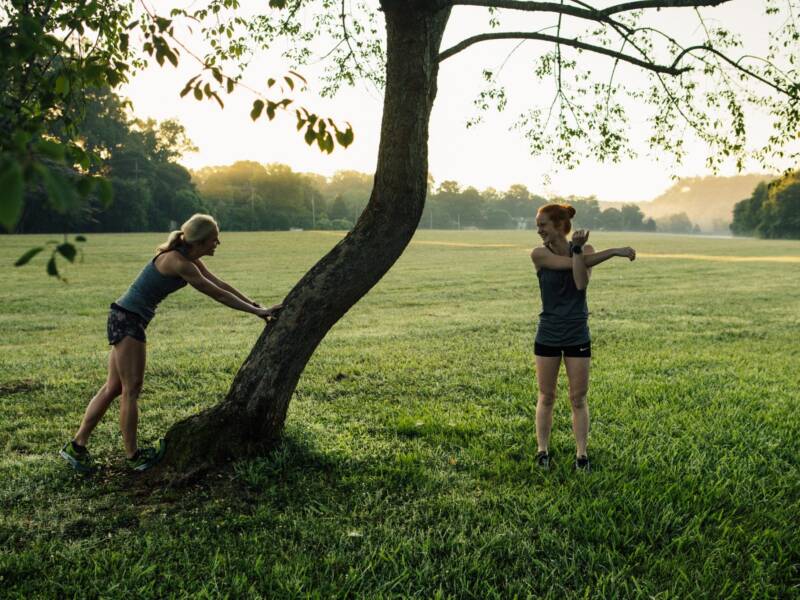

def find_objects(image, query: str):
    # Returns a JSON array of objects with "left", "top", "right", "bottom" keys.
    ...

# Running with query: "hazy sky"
[{"left": 122, "top": 1, "right": 791, "bottom": 202}]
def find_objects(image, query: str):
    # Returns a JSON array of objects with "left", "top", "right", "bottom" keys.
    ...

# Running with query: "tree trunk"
[{"left": 152, "top": 3, "right": 452, "bottom": 480}]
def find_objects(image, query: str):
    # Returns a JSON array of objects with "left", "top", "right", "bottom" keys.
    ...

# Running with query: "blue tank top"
[
  {"left": 115, "top": 247, "right": 189, "bottom": 323},
  {"left": 535, "top": 243, "right": 590, "bottom": 346}
]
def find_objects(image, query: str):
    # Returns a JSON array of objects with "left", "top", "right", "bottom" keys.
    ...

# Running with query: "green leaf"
[
  {"left": 267, "top": 78, "right": 275, "bottom": 88},
  {"left": 46, "top": 256, "right": 58, "bottom": 277},
  {"left": 335, "top": 126, "right": 355, "bottom": 147},
  {"left": 284, "top": 76, "right": 294, "bottom": 91},
  {"left": 55, "top": 75, "right": 70, "bottom": 96},
  {"left": 76, "top": 177, "right": 94, "bottom": 197},
  {"left": 266, "top": 101, "right": 276, "bottom": 120},
  {"left": 36, "top": 139, "right": 65, "bottom": 161},
  {"left": 0, "top": 160, "right": 24, "bottom": 231},
  {"left": 36, "top": 165, "right": 76, "bottom": 213},
  {"left": 250, "top": 100, "right": 264, "bottom": 121},
  {"left": 193, "top": 86, "right": 203, "bottom": 100},
  {"left": 226, "top": 78, "right": 235, "bottom": 94},
  {"left": 288, "top": 70, "right": 307, "bottom": 85},
  {"left": 12, "top": 130, "right": 31, "bottom": 151},
  {"left": 304, "top": 125, "right": 316, "bottom": 145},
  {"left": 14, "top": 247, "right": 45, "bottom": 267},
  {"left": 56, "top": 243, "right": 77, "bottom": 263}
]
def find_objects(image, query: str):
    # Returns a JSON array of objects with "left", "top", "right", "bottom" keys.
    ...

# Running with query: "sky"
[{"left": 121, "top": 1, "right": 793, "bottom": 203}]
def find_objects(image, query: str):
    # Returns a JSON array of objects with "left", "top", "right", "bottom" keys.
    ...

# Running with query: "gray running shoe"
[
  {"left": 60, "top": 441, "right": 95, "bottom": 473},
  {"left": 126, "top": 439, "right": 166, "bottom": 472}
]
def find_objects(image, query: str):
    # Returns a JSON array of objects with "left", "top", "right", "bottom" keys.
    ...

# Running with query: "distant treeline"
[
  {"left": 195, "top": 163, "right": 679, "bottom": 233},
  {"left": 730, "top": 170, "right": 800, "bottom": 239},
  {"left": 13, "top": 88, "right": 781, "bottom": 236}
]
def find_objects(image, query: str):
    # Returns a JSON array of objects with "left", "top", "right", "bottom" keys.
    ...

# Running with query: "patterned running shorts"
[{"left": 107, "top": 303, "right": 148, "bottom": 345}]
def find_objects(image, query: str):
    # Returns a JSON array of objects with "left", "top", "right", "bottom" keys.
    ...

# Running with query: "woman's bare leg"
[
  {"left": 535, "top": 355, "right": 562, "bottom": 453},
  {"left": 112, "top": 336, "right": 146, "bottom": 458},
  {"left": 564, "top": 356, "right": 591, "bottom": 457},
  {"left": 74, "top": 350, "right": 123, "bottom": 446}
]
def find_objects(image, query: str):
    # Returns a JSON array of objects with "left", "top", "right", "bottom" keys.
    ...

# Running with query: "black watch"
[{"left": 572, "top": 244, "right": 583, "bottom": 255}]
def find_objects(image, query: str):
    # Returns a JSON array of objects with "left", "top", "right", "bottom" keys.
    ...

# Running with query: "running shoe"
[
  {"left": 126, "top": 439, "right": 166, "bottom": 472},
  {"left": 535, "top": 450, "right": 550, "bottom": 470},
  {"left": 574, "top": 455, "right": 591, "bottom": 472},
  {"left": 59, "top": 440, "right": 95, "bottom": 474}
]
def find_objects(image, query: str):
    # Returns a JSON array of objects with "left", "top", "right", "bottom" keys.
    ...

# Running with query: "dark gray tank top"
[
  {"left": 535, "top": 243, "right": 590, "bottom": 346},
  {"left": 115, "top": 246, "right": 189, "bottom": 323}
]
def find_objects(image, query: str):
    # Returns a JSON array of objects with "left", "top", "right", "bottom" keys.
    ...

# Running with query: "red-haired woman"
[{"left": 530, "top": 203, "right": 635, "bottom": 471}]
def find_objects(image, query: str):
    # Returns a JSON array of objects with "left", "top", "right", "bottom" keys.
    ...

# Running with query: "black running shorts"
[{"left": 534, "top": 341, "right": 591, "bottom": 358}]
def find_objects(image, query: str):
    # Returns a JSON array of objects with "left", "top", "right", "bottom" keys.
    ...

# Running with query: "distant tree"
[
  {"left": 569, "top": 198, "right": 602, "bottom": 229},
  {"left": 731, "top": 181, "right": 770, "bottom": 237},
  {"left": 745, "top": 171, "right": 800, "bottom": 239},
  {"left": 485, "top": 208, "right": 513, "bottom": 229},
  {"left": 598, "top": 207, "right": 623, "bottom": 230},
  {"left": 620, "top": 204, "right": 646, "bottom": 231},
  {"left": 329, "top": 195, "right": 350, "bottom": 221},
  {"left": 657, "top": 212, "right": 695, "bottom": 234}
]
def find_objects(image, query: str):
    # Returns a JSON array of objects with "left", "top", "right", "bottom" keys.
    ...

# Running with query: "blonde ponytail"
[
  {"left": 156, "top": 230, "right": 184, "bottom": 254},
  {"left": 155, "top": 213, "right": 219, "bottom": 254}
]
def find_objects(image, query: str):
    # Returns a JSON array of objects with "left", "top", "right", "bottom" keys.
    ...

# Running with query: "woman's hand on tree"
[{"left": 256, "top": 303, "right": 284, "bottom": 321}]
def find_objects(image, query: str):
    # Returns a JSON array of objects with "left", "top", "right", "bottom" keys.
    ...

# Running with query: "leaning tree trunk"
[{"left": 152, "top": 3, "right": 452, "bottom": 480}]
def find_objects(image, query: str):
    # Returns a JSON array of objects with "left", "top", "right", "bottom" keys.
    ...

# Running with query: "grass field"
[{"left": 1, "top": 230, "right": 799, "bottom": 598}]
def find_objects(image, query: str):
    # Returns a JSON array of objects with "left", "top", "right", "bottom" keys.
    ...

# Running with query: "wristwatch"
[{"left": 572, "top": 244, "right": 583, "bottom": 255}]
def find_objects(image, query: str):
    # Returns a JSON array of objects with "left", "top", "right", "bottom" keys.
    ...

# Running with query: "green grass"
[{"left": 1, "top": 230, "right": 799, "bottom": 598}]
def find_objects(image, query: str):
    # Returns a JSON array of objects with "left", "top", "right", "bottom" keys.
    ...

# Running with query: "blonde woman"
[{"left": 60, "top": 214, "right": 282, "bottom": 473}]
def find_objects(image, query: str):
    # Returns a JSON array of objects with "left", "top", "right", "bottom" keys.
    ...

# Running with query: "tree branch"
[
  {"left": 671, "top": 44, "right": 799, "bottom": 98},
  {"left": 600, "top": 0, "right": 731, "bottom": 15},
  {"left": 439, "top": 31, "right": 690, "bottom": 75},
  {"left": 448, "top": 0, "right": 732, "bottom": 21}
]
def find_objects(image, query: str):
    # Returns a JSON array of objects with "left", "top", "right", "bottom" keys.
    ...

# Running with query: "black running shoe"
[
  {"left": 574, "top": 455, "right": 590, "bottom": 472},
  {"left": 535, "top": 450, "right": 550, "bottom": 469}
]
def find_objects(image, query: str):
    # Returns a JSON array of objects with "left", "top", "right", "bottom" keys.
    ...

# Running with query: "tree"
[
  {"left": 598, "top": 207, "right": 623, "bottom": 230},
  {"left": 148, "top": 1, "right": 800, "bottom": 479},
  {"left": 657, "top": 212, "right": 695, "bottom": 234},
  {"left": 731, "top": 171, "right": 800, "bottom": 238},
  {"left": 620, "top": 204, "right": 646, "bottom": 231},
  {"left": 329, "top": 195, "right": 350, "bottom": 221},
  {"left": 731, "top": 181, "right": 769, "bottom": 236}
]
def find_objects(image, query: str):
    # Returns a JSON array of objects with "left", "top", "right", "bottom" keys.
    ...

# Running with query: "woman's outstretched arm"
[
  {"left": 195, "top": 259, "right": 257, "bottom": 305},
  {"left": 584, "top": 247, "right": 636, "bottom": 267}
]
